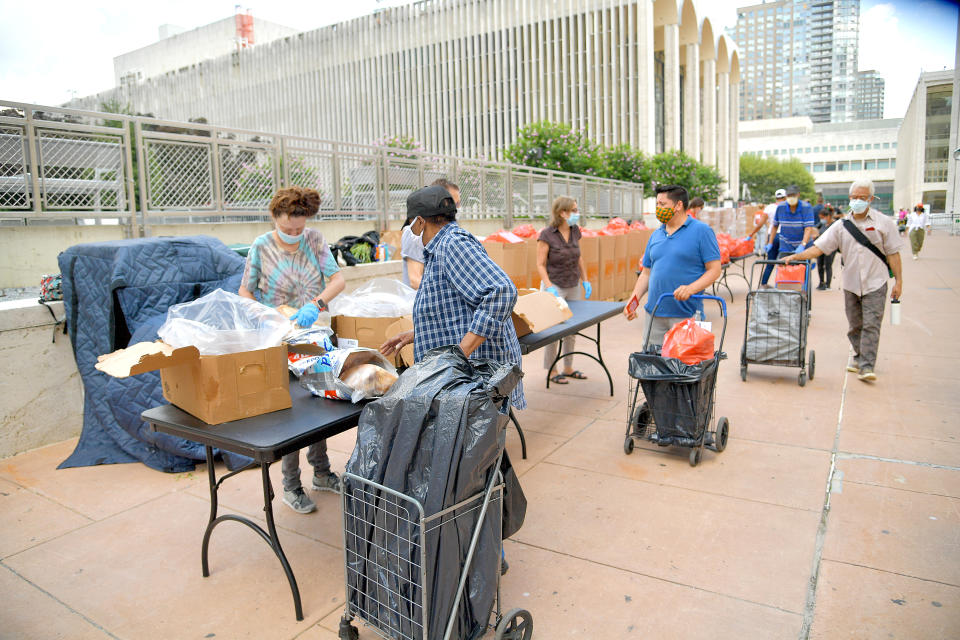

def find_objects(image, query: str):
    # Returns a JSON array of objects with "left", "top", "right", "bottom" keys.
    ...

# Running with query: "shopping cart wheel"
[
  {"left": 629, "top": 402, "right": 653, "bottom": 441},
  {"left": 689, "top": 446, "right": 702, "bottom": 467},
  {"left": 713, "top": 417, "right": 729, "bottom": 452},
  {"left": 740, "top": 365, "right": 747, "bottom": 381},
  {"left": 798, "top": 370, "right": 807, "bottom": 387},
  {"left": 623, "top": 436, "right": 635, "bottom": 455},
  {"left": 808, "top": 350, "right": 816, "bottom": 381},
  {"left": 338, "top": 617, "right": 359, "bottom": 640},
  {"left": 495, "top": 608, "right": 533, "bottom": 640}
]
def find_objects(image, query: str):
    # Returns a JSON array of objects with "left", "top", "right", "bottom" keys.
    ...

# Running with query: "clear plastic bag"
[
  {"left": 291, "top": 347, "right": 398, "bottom": 402},
  {"left": 328, "top": 278, "right": 416, "bottom": 318},
  {"left": 158, "top": 289, "right": 292, "bottom": 355}
]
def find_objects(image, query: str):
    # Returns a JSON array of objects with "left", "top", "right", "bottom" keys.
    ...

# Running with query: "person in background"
[
  {"left": 623, "top": 185, "right": 722, "bottom": 346},
  {"left": 814, "top": 205, "right": 838, "bottom": 290},
  {"left": 812, "top": 193, "right": 825, "bottom": 220},
  {"left": 897, "top": 208, "right": 908, "bottom": 236},
  {"left": 785, "top": 179, "right": 903, "bottom": 382},
  {"left": 746, "top": 188, "right": 785, "bottom": 258},
  {"left": 758, "top": 185, "right": 815, "bottom": 287},
  {"left": 400, "top": 178, "right": 460, "bottom": 289},
  {"left": 687, "top": 197, "right": 705, "bottom": 219},
  {"left": 537, "top": 196, "right": 592, "bottom": 385},
  {"left": 239, "top": 186, "right": 345, "bottom": 514},
  {"left": 906, "top": 204, "right": 930, "bottom": 260}
]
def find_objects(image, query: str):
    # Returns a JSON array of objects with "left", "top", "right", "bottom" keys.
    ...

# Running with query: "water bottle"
[{"left": 890, "top": 299, "right": 901, "bottom": 326}]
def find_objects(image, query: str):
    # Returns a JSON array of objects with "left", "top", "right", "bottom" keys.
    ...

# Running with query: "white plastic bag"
[
  {"left": 328, "top": 278, "right": 416, "bottom": 318},
  {"left": 158, "top": 289, "right": 292, "bottom": 355}
]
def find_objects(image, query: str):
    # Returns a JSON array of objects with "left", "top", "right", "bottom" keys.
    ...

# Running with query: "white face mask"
[
  {"left": 410, "top": 218, "right": 425, "bottom": 249},
  {"left": 849, "top": 199, "right": 869, "bottom": 214},
  {"left": 786, "top": 196, "right": 799, "bottom": 207}
]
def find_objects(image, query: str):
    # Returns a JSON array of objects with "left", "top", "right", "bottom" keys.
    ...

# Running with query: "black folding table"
[
  {"left": 142, "top": 381, "right": 362, "bottom": 621},
  {"left": 511, "top": 300, "right": 624, "bottom": 457}
]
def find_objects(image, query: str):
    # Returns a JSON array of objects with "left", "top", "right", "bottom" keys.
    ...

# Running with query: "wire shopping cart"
[
  {"left": 338, "top": 448, "right": 532, "bottom": 640},
  {"left": 624, "top": 293, "right": 730, "bottom": 467},
  {"left": 740, "top": 259, "right": 815, "bottom": 386}
]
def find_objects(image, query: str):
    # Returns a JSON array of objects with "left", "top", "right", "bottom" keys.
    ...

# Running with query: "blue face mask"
[
  {"left": 568, "top": 213, "right": 580, "bottom": 226},
  {"left": 276, "top": 228, "right": 302, "bottom": 244},
  {"left": 849, "top": 199, "right": 869, "bottom": 214}
]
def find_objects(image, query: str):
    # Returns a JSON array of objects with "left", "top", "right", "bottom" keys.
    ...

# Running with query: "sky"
[{"left": 1, "top": 0, "right": 956, "bottom": 120}]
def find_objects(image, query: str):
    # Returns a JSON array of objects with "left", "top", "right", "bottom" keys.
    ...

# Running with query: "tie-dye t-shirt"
[{"left": 241, "top": 228, "right": 340, "bottom": 308}]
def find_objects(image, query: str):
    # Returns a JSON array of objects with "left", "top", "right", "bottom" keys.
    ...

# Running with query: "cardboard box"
[
  {"left": 96, "top": 342, "right": 291, "bottom": 424},
  {"left": 511, "top": 289, "right": 574, "bottom": 338},
  {"left": 625, "top": 230, "right": 653, "bottom": 291},
  {"left": 483, "top": 240, "right": 529, "bottom": 290},
  {"left": 614, "top": 235, "right": 628, "bottom": 297},
  {"left": 333, "top": 315, "right": 402, "bottom": 351},
  {"left": 598, "top": 235, "right": 617, "bottom": 300},
  {"left": 385, "top": 316, "right": 415, "bottom": 367},
  {"left": 579, "top": 236, "right": 600, "bottom": 295},
  {"left": 526, "top": 238, "right": 542, "bottom": 290}
]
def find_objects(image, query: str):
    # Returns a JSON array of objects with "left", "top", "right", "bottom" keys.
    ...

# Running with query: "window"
[
  {"left": 892, "top": 142, "right": 897, "bottom": 149},
  {"left": 826, "top": 162, "right": 837, "bottom": 171},
  {"left": 865, "top": 160, "right": 876, "bottom": 170},
  {"left": 813, "top": 163, "right": 825, "bottom": 172},
  {"left": 830, "top": 145, "right": 837, "bottom": 151},
  {"left": 814, "top": 146, "right": 821, "bottom": 152},
  {"left": 805, "top": 147, "right": 811, "bottom": 153},
  {"left": 883, "top": 142, "right": 890, "bottom": 149},
  {"left": 890, "top": 159, "right": 896, "bottom": 168},
  {"left": 850, "top": 160, "right": 863, "bottom": 170},
  {"left": 855, "top": 144, "right": 863, "bottom": 150},
  {"left": 877, "top": 159, "right": 889, "bottom": 169},
  {"left": 838, "top": 162, "right": 849, "bottom": 171}
]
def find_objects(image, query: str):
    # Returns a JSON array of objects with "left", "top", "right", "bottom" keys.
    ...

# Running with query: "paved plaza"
[{"left": 2, "top": 235, "right": 958, "bottom": 639}]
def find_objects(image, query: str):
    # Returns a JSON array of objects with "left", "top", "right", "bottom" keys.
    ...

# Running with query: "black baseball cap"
[
  {"left": 786, "top": 185, "right": 800, "bottom": 195},
  {"left": 406, "top": 185, "right": 457, "bottom": 221}
]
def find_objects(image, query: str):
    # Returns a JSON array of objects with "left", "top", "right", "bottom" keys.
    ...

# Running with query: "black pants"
[{"left": 817, "top": 251, "right": 836, "bottom": 287}]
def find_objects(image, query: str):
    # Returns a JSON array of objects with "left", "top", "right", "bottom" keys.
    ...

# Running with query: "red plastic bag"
[
  {"left": 580, "top": 228, "right": 599, "bottom": 237},
  {"left": 512, "top": 224, "right": 537, "bottom": 238},
  {"left": 608, "top": 217, "right": 628, "bottom": 229},
  {"left": 630, "top": 220, "right": 648, "bottom": 230},
  {"left": 775, "top": 264, "right": 805, "bottom": 285},
  {"left": 720, "top": 246, "right": 730, "bottom": 264},
  {"left": 662, "top": 318, "right": 715, "bottom": 365},
  {"left": 484, "top": 230, "right": 525, "bottom": 243}
]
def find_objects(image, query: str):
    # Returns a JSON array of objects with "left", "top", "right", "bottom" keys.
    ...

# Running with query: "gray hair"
[{"left": 849, "top": 179, "right": 875, "bottom": 196}]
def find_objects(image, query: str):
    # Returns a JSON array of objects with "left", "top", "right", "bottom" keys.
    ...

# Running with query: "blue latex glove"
[
  {"left": 290, "top": 302, "right": 319, "bottom": 327},
  {"left": 583, "top": 281, "right": 592, "bottom": 299},
  {"left": 764, "top": 243, "right": 773, "bottom": 253},
  {"left": 546, "top": 286, "right": 561, "bottom": 298}
]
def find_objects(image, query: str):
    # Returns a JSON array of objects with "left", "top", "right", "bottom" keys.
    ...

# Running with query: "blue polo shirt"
[
  {"left": 642, "top": 217, "right": 721, "bottom": 317},
  {"left": 773, "top": 201, "right": 815, "bottom": 252}
]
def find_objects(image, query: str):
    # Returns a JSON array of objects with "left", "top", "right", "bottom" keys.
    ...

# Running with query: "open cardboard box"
[
  {"left": 511, "top": 289, "right": 573, "bottom": 338},
  {"left": 96, "top": 342, "right": 291, "bottom": 424},
  {"left": 384, "top": 316, "right": 415, "bottom": 367}
]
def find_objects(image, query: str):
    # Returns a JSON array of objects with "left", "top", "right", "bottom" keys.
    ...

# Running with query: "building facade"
[
  {"left": 113, "top": 14, "right": 300, "bottom": 87},
  {"left": 894, "top": 69, "right": 957, "bottom": 213},
  {"left": 69, "top": 0, "right": 741, "bottom": 199},
  {"left": 739, "top": 116, "right": 901, "bottom": 212},
  {"left": 854, "top": 70, "right": 884, "bottom": 121},
  {"left": 731, "top": 0, "right": 871, "bottom": 124}
]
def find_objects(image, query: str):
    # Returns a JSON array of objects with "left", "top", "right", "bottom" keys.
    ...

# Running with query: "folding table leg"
[{"left": 508, "top": 408, "right": 527, "bottom": 459}]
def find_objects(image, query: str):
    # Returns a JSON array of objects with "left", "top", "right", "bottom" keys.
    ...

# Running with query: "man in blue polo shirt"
[
  {"left": 760, "top": 184, "right": 815, "bottom": 286},
  {"left": 624, "top": 184, "right": 722, "bottom": 346}
]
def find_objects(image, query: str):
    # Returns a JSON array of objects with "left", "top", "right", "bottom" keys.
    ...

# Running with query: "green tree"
[
  {"left": 740, "top": 155, "right": 816, "bottom": 203},
  {"left": 601, "top": 144, "right": 652, "bottom": 187},
  {"left": 503, "top": 121, "right": 603, "bottom": 176},
  {"left": 648, "top": 149, "right": 725, "bottom": 201}
]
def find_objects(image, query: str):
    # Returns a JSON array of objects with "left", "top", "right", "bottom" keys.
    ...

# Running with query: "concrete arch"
[
  {"left": 730, "top": 49, "right": 740, "bottom": 84},
  {"left": 653, "top": 0, "right": 680, "bottom": 26},
  {"left": 716, "top": 34, "right": 730, "bottom": 73},
  {"left": 700, "top": 17, "right": 716, "bottom": 60},
  {"left": 679, "top": 0, "right": 698, "bottom": 45}
]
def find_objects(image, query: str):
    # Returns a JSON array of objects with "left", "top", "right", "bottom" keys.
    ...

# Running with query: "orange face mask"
[{"left": 655, "top": 205, "right": 676, "bottom": 224}]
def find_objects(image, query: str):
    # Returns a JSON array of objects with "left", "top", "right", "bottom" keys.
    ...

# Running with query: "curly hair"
[{"left": 269, "top": 186, "right": 320, "bottom": 218}]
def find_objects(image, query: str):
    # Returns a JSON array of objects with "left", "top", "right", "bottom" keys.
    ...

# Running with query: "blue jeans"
[{"left": 760, "top": 235, "right": 780, "bottom": 285}]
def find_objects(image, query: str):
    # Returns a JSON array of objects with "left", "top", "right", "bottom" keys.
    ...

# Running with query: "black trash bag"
[
  {"left": 332, "top": 231, "right": 381, "bottom": 266},
  {"left": 344, "top": 345, "right": 524, "bottom": 640},
  {"left": 629, "top": 352, "right": 719, "bottom": 446}
]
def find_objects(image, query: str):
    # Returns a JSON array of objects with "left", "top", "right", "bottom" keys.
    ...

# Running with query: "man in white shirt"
[
  {"left": 785, "top": 179, "right": 903, "bottom": 382},
  {"left": 747, "top": 188, "right": 786, "bottom": 257},
  {"left": 906, "top": 205, "right": 930, "bottom": 260}
]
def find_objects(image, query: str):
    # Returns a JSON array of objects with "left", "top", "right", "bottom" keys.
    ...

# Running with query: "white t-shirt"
[
  {"left": 400, "top": 225, "right": 425, "bottom": 287},
  {"left": 906, "top": 211, "right": 928, "bottom": 232},
  {"left": 763, "top": 203, "right": 778, "bottom": 234}
]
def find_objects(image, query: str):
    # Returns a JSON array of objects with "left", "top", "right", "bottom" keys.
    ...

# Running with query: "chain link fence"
[{"left": 1, "top": 100, "right": 643, "bottom": 234}]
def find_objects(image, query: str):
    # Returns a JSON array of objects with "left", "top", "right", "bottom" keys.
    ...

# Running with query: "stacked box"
[
  {"left": 526, "top": 238, "right": 542, "bottom": 290},
  {"left": 483, "top": 241, "right": 529, "bottom": 290},
  {"left": 598, "top": 235, "right": 616, "bottom": 300},
  {"left": 580, "top": 236, "right": 600, "bottom": 296},
  {"left": 614, "top": 234, "right": 628, "bottom": 298}
]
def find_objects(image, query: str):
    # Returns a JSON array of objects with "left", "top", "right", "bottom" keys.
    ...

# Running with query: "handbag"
[{"left": 842, "top": 219, "right": 893, "bottom": 278}]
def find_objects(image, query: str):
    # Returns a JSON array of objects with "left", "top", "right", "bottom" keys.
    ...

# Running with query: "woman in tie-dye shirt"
[{"left": 239, "top": 186, "right": 345, "bottom": 515}]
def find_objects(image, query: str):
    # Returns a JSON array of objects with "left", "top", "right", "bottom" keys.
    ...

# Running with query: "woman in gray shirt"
[{"left": 536, "top": 196, "right": 592, "bottom": 384}]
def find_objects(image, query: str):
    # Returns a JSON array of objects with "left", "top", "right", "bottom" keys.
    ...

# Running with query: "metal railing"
[{"left": 0, "top": 100, "right": 644, "bottom": 236}]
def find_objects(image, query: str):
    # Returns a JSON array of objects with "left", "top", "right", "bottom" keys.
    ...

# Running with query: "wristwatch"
[{"left": 313, "top": 297, "right": 328, "bottom": 312}]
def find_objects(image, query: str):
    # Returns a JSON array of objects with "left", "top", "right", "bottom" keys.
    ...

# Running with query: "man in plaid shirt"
[{"left": 381, "top": 184, "right": 526, "bottom": 409}]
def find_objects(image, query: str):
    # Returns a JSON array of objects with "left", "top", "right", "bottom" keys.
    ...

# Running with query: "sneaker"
[
  {"left": 913, "top": 254, "right": 918, "bottom": 260},
  {"left": 846, "top": 357, "right": 860, "bottom": 374},
  {"left": 282, "top": 487, "right": 316, "bottom": 514},
  {"left": 858, "top": 369, "right": 877, "bottom": 382},
  {"left": 312, "top": 471, "right": 341, "bottom": 493}
]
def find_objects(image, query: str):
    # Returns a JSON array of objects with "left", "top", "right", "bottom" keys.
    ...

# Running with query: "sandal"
[
  {"left": 549, "top": 373, "right": 569, "bottom": 384},
  {"left": 564, "top": 370, "right": 588, "bottom": 380}
]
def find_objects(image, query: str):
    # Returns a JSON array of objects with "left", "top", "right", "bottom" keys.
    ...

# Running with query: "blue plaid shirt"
[{"left": 413, "top": 222, "right": 526, "bottom": 409}]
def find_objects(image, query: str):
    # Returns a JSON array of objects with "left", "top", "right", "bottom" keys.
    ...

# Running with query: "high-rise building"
[
  {"left": 731, "top": 0, "right": 864, "bottom": 123},
  {"left": 854, "top": 70, "right": 885, "bottom": 120},
  {"left": 68, "top": 0, "right": 743, "bottom": 198}
]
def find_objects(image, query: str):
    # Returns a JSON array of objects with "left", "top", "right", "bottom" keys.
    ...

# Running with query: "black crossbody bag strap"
[{"left": 842, "top": 219, "right": 892, "bottom": 277}]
